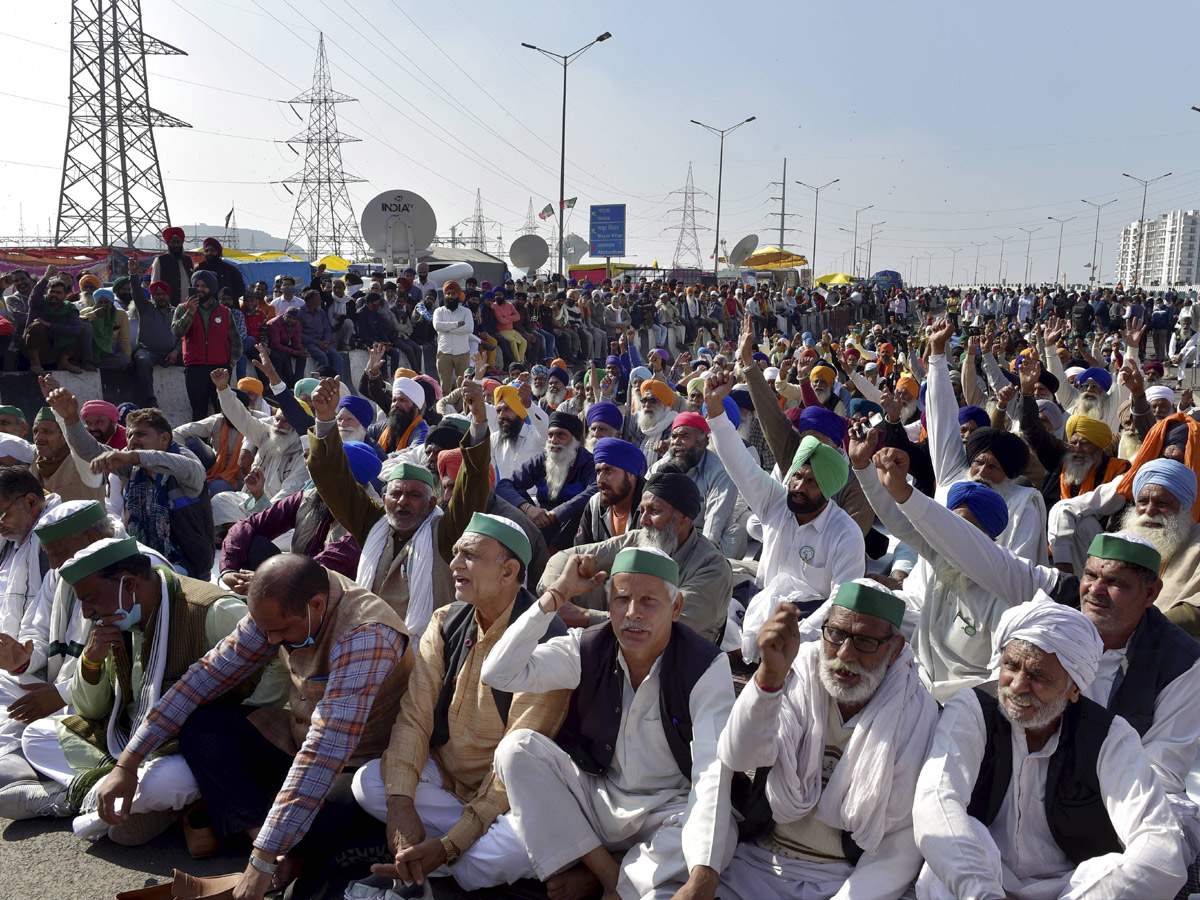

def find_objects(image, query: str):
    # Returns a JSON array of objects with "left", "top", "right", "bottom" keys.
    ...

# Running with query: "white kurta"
[
  {"left": 913, "top": 688, "right": 1186, "bottom": 900},
  {"left": 895, "top": 485, "right": 1200, "bottom": 845},
  {"left": 708, "top": 411, "right": 863, "bottom": 648},
  {"left": 484, "top": 603, "right": 735, "bottom": 898},
  {"left": 485, "top": 402, "right": 547, "bottom": 482},
  {"left": 926, "top": 352, "right": 1048, "bottom": 566}
]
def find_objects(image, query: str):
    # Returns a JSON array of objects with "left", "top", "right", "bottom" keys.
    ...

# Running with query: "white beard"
[
  {"left": 546, "top": 386, "right": 567, "bottom": 407},
  {"left": 638, "top": 406, "right": 669, "bottom": 436},
  {"left": 814, "top": 384, "right": 833, "bottom": 405},
  {"left": 532, "top": 383, "right": 548, "bottom": 398},
  {"left": 260, "top": 428, "right": 301, "bottom": 459},
  {"left": 1118, "top": 432, "right": 1142, "bottom": 461},
  {"left": 736, "top": 415, "right": 755, "bottom": 441},
  {"left": 901, "top": 397, "right": 919, "bottom": 424},
  {"left": 639, "top": 518, "right": 678, "bottom": 555},
  {"left": 544, "top": 439, "right": 579, "bottom": 500},
  {"left": 1074, "top": 391, "right": 1107, "bottom": 420},
  {"left": 998, "top": 682, "right": 1070, "bottom": 731},
  {"left": 818, "top": 653, "right": 889, "bottom": 706},
  {"left": 1117, "top": 506, "right": 1193, "bottom": 566},
  {"left": 339, "top": 423, "right": 368, "bottom": 444},
  {"left": 1062, "top": 453, "right": 1097, "bottom": 486}
]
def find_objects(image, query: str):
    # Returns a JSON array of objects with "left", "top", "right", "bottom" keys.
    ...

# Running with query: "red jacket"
[{"left": 179, "top": 303, "right": 234, "bottom": 365}]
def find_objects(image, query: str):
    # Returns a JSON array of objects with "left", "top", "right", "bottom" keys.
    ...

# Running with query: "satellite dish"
[
  {"left": 427, "top": 262, "right": 474, "bottom": 287},
  {"left": 563, "top": 233, "right": 588, "bottom": 265},
  {"left": 728, "top": 234, "right": 759, "bottom": 269},
  {"left": 359, "top": 190, "right": 437, "bottom": 269},
  {"left": 510, "top": 234, "right": 549, "bottom": 272}
]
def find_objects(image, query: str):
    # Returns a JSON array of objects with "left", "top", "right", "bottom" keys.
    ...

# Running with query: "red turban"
[
  {"left": 149, "top": 280, "right": 171, "bottom": 297},
  {"left": 162, "top": 226, "right": 185, "bottom": 243}
]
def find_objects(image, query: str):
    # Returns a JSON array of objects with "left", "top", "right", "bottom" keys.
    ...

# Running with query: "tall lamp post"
[
  {"left": 1047, "top": 215, "right": 1076, "bottom": 286},
  {"left": 1121, "top": 172, "right": 1171, "bottom": 286},
  {"left": 948, "top": 247, "right": 961, "bottom": 285},
  {"left": 971, "top": 241, "right": 985, "bottom": 284},
  {"left": 852, "top": 204, "right": 873, "bottom": 277},
  {"left": 925, "top": 251, "right": 935, "bottom": 286},
  {"left": 993, "top": 235, "right": 1010, "bottom": 285},
  {"left": 691, "top": 116, "right": 756, "bottom": 279},
  {"left": 1018, "top": 226, "right": 1041, "bottom": 285},
  {"left": 1081, "top": 198, "right": 1117, "bottom": 287},
  {"left": 522, "top": 31, "right": 612, "bottom": 279},
  {"left": 796, "top": 178, "right": 840, "bottom": 282},
  {"left": 865, "top": 221, "right": 885, "bottom": 280}
]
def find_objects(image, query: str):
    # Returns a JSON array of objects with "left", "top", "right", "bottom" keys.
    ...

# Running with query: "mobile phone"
[{"left": 868, "top": 413, "right": 884, "bottom": 428}]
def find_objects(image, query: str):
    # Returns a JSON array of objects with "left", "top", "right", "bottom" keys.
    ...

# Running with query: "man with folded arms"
[
  {"left": 913, "top": 594, "right": 1186, "bottom": 900},
  {"left": 487, "top": 547, "right": 736, "bottom": 900},
  {"left": 352, "top": 512, "right": 570, "bottom": 893},
  {"left": 96, "top": 553, "right": 411, "bottom": 900},
  {"left": 717, "top": 580, "right": 938, "bottom": 900}
]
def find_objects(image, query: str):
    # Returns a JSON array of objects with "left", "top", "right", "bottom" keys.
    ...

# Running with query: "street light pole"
[
  {"left": 971, "top": 241, "right": 985, "bottom": 284},
  {"left": 1018, "top": 226, "right": 1041, "bottom": 285},
  {"left": 993, "top": 235, "right": 1010, "bottom": 286},
  {"left": 796, "top": 178, "right": 840, "bottom": 282},
  {"left": 692, "top": 116, "right": 757, "bottom": 280},
  {"left": 852, "top": 204, "right": 873, "bottom": 277},
  {"left": 522, "top": 32, "right": 612, "bottom": 279},
  {"left": 1046, "top": 215, "right": 1076, "bottom": 286},
  {"left": 866, "top": 221, "right": 885, "bottom": 280},
  {"left": 1080, "top": 199, "right": 1117, "bottom": 287},
  {"left": 948, "top": 247, "right": 961, "bottom": 285},
  {"left": 925, "top": 251, "right": 935, "bottom": 286},
  {"left": 1122, "top": 171, "right": 1171, "bottom": 286}
]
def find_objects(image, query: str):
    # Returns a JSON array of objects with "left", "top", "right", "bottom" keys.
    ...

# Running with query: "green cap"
[
  {"left": 463, "top": 511, "right": 532, "bottom": 567},
  {"left": 610, "top": 547, "right": 680, "bottom": 588},
  {"left": 386, "top": 462, "right": 436, "bottom": 488},
  {"left": 34, "top": 408, "right": 56, "bottom": 423},
  {"left": 34, "top": 501, "right": 106, "bottom": 544},
  {"left": 831, "top": 581, "right": 906, "bottom": 630},
  {"left": 0, "top": 405, "right": 25, "bottom": 421},
  {"left": 1087, "top": 533, "right": 1162, "bottom": 575},
  {"left": 59, "top": 537, "right": 140, "bottom": 587}
]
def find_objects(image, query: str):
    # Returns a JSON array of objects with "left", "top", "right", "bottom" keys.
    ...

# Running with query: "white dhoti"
[
  {"left": 915, "top": 818, "right": 1003, "bottom": 900},
  {"left": 352, "top": 756, "right": 533, "bottom": 891},
  {"left": 718, "top": 841, "right": 853, "bottom": 900},
  {"left": 0, "top": 673, "right": 32, "bottom": 758},
  {"left": 494, "top": 728, "right": 736, "bottom": 900},
  {"left": 21, "top": 717, "right": 200, "bottom": 840},
  {"left": 210, "top": 490, "right": 256, "bottom": 528}
]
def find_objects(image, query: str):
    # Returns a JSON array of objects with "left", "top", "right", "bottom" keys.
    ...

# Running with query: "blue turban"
[
  {"left": 946, "top": 481, "right": 1009, "bottom": 539},
  {"left": 958, "top": 405, "right": 990, "bottom": 428},
  {"left": 343, "top": 440, "right": 383, "bottom": 485},
  {"left": 751, "top": 352, "right": 769, "bottom": 363},
  {"left": 848, "top": 398, "right": 883, "bottom": 419},
  {"left": 548, "top": 366, "right": 569, "bottom": 386},
  {"left": 1132, "top": 458, "right": 1197, "bottom": 513},
  {"left": 1074, "top": 367, "right": 1112, "bottom": 392},
  {"left": 586, "top": 401, "right": 623, "bottom": 430},
  {"left": 592, "top": 437, "right": 647, "bottom": 477},
  {"left": 690, "top": 359, "right": 709, "bottom": 371},
  {"left": 630, "top": 366, "right": 652, "bottom": 382},
  {"left": 730, "top": 388, "right": 754, "bottom": 411},
  {"left": 531, "top": 365, "right": 550, "bottom": 377},
  {"left": 801, "top": 332, "right": 812, "bottom": 341},
  {"left": 605, "top": 355, "right": 622, "bottom": 367},
  {"left": 797, "top": 406, "right": 846, "bottom": 446},
  {"left": 337, "top": 394, "right": 375, "bottom": 428},
  {"left": 704, "top": 395, "right": 740, "bottom": 428}
]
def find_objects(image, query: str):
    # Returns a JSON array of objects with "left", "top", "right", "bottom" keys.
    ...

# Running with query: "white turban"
[
  {"left": 392, "top": 376, "right": 426, "bottom": 410},
  {"left": 763, "top": 366, "right": 780, "bottom": 381},
  {"left": 988, "top": 591, "right": 1103, "bottom": 690},
  {"left": 0, "top": 435, "right": 35, "bottom": 464},
  {"left": 1144, "top": 385, "right": 1176, "bottom": 405}
]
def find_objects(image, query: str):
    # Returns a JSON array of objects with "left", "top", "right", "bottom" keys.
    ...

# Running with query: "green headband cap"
[
  {"left": 34, "top": 502, "right": 105, "bottom": 544},
  {"left": 610, "top": 547, "right": 680, "bottom": 588},
  {"left": 386, "top": 462, "right": 436, "bottom": 489},
  {"left": 59, "top": 537, "right": 140, "bottom": 586},
  {"left": 1087, "top": 533, "right": 1161, "bottom": 575},
  {"left": 831, "top": 581, "right": 906, "bottom": 630},
  {"left": 463, "top": 511, "right": 532, "bottom": 566}
]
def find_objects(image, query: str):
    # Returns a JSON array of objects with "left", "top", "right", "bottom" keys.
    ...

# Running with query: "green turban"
[{"left": 786, "top": 434, "right": 849, "bottom": 501}]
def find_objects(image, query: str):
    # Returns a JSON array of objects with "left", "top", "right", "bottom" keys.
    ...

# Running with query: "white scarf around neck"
[{"left": 356, "top": 506, "right": 443, "bottom": 639}]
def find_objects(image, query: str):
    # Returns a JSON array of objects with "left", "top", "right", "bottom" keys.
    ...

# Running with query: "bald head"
[{"left": 248, "top": 553, "right": 329, "bottom": 617}]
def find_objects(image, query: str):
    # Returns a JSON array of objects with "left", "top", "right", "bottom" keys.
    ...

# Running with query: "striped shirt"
[{"left": 125, "top": 613, "right": 405, "bottom": 855}]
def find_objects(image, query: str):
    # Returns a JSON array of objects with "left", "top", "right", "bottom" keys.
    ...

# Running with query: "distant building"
[{"left": 1115, "top": 209, "right": 1200, "bottom": 286}]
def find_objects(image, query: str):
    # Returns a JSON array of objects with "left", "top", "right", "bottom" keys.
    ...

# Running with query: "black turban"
[
  {"left": 965, "top": 427, "right": 1030, "bottom": 479},
  {"left": 548, "top": 410, "right": 584, "bottom": 442},
  {"left": 644, "top": 469, "right": 702, "bottom": 521},
  {"left": 425, "top": 424, "right": 464, "bottom": 451}
]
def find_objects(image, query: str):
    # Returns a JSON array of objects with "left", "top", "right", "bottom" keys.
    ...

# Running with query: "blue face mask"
[
  {"left": 103, "top": 577, "right": 142, "bottom": 633},
  {"left": 287, "top": 605, "right": 315, "bottom": 650}
]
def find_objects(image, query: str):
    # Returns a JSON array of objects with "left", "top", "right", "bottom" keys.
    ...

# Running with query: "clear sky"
[{"left": 4, "top": 0, "right": 1200, "bottom": 284}]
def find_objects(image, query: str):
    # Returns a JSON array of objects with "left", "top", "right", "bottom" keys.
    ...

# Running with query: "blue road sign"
[{"left": 590, "top": 204, "right": 626, "bottom": 257}]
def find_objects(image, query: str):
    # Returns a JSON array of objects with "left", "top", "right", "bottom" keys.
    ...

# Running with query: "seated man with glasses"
[{"left": 716, "top": 579, "right": 939, "bottom": 900}]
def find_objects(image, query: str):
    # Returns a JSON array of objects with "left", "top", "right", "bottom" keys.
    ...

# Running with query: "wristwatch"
[
  {"left": 439, "top": 835, "right": 461, "bottom": 866},
  {"left": 248, "top": 853, "right": 278, "bottom": 875}
]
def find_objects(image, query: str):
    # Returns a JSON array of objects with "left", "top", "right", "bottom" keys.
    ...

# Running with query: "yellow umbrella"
[
  {"left": 815, "top": 272, "right": 854, "bottom": 285},
  {"left": 741, "top": 246, "right": 809, "bottom": 269},
  {"left": 315, "top": 254, "right": 352, "bottom": 272}
]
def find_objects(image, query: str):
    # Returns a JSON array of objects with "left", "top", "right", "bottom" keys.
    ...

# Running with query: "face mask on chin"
[
  {"left": 96, "top": 576, "right": 142, "bottom": 632},
  {"left": 287, "top": 604, "right": 316, "bottom": 650}
]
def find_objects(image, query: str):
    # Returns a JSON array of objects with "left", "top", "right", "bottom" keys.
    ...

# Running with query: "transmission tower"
[
  {"left": 669, "top": 163, "right": 708, "bottom": 269},
  {"left": 469, "top": 189, "right": 487, "bottom": 252},
  {"left": 283, "top": 33, "right": 365, "bottom": 260},
  {"left": 520, "top": 199, "right": 539, "bottom": 236},
  {"left": 56, "top": 0, "right": 190, "bottom": 248}
]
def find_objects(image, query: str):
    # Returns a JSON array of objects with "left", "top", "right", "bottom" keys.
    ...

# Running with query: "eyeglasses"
[{"left": 821, "top": 625, "right": 895, "bottom": 654}]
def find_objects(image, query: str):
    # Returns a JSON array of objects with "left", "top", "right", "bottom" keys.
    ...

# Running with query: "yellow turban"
[
  {"left": 641, "top": 380, "right": 677, "bottom": 407},
  {"left": 896, "top": 374, "right": 919, "bottom": 400},
  {"left": 1065, "top": 415, "right": 1112, "bottom": 450},
  {"left": 810, "top": 363, "right": 837, "bottom": 387},
  {"left": 687, "top": 376, "right": 707, "bottom": 395},
  {"left": 493, "top": 385, "right": 527, "bottom": 418},
  {"left": 394, "top": 367, "right": 418, "bottom": 379}
]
